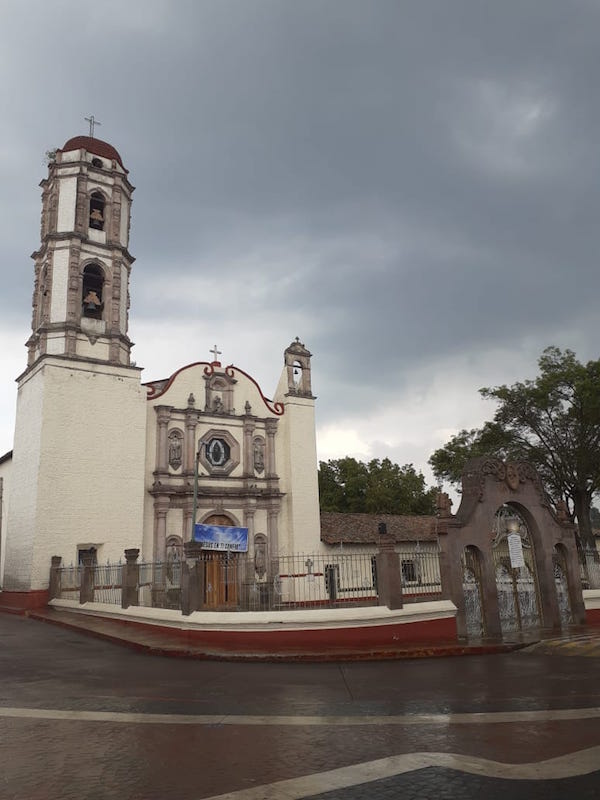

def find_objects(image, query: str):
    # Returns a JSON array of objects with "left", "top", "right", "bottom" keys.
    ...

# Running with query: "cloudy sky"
[{"left": 1, "top": 0, "right": 599, "bottom": 491}]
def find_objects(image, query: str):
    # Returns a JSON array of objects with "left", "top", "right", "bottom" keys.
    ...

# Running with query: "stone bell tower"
[
  {"left": 1, "top": 135, "right": 146, "bottom": 606},
  {"left": 28, "top": 135, "right": 135, "bottom": 366}
]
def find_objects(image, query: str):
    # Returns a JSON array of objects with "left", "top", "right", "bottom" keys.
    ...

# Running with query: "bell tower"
[
  {"left": 1, "top": 135, "right": 146, "bottom": 605},
  {"left": 28, "top": 135, "right": 135, "bottom": 368}
]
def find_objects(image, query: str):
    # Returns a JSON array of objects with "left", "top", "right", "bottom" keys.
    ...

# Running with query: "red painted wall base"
[
  {"left": 92, "top": 613, "right": 459, "bottom": 654},
  {"left": 0, "top": 590, "right": 50, "bottom": 613},
  {"left": 585, "top": 607, "right": 600, "bottom": 626}
]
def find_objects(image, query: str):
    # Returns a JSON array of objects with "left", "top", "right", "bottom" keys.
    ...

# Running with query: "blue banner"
[{"left": 193, "top": 524, "right": 249, "bottom": 552}]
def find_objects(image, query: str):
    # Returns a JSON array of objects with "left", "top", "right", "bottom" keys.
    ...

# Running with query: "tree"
[
  {"left": 318, "top": 457, "right": 437, "bottom": 515},
  {"left": 429, "top": 347, "right": 600, "bottom": 550}
]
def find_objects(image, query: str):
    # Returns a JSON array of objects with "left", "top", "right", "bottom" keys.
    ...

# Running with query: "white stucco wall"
[
  {"left": 56, "top": 175, "right": 77, "bottom": 232},
  {"left": 49, "top": 250, "right": 69, "bottom": 323},
  {"left": 0, "top": 453, "right": 13, "bottom": 587},
  {"left": 2, "top": 358, "right": 146, "bottom": 590}
]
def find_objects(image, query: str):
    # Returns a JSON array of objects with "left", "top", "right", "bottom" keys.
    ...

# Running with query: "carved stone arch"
[
  {"left": 89, "top": 188, "right": 108, "bottom": 231},
  {"left": 204, "top": 371, "right": 236, "bottom": 414},
  {"left": 81, "top": 260, "right": 108, "bottom": 320},
  {"left": 438, "top": 457, "right": 586, "bottom": 639},
  {"left": 201, "top": 510, "right": 241, "bottom": 527}
]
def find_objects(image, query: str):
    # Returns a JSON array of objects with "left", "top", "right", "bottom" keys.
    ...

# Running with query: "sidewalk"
[{"left": 27, "top": 606, "right": 527, "bottom": 661}]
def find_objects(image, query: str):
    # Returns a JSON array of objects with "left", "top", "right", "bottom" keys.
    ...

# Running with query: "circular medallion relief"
[{"left": 206, "top": 437, "right": 230, "bottom": 467}]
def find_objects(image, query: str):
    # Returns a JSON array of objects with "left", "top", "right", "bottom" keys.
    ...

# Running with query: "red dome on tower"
[{"left": 60, "top": 136, "right": 127, "bottom": 171}]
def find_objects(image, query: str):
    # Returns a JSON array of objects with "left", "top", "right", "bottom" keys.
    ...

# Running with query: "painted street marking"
[
  {"left": 0, "top": 705, "right": 600, "bottom": 726},
  {"left": 201, "top": 746, "right": 600, "bottom": 800}
]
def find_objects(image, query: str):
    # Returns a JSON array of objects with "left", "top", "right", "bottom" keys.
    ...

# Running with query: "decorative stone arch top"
[
  {"left": 461, "top": 457, "right": 547, "bottom": 504},
  {"left": 143, "top": 361, "right": 284, "bottom": 416}
]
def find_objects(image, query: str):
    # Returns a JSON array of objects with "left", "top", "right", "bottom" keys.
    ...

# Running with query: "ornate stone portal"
[{"left": 437, "top": 457, "right": 586, "bottom": 639}]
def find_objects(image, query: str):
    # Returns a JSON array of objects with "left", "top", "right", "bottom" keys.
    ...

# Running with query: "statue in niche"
[
  {"left": 254, "top": 537, "right": 267, "bottom": 579},
  {"left": 212, "top": 395, "right": 224, "bottom": 413},
  {"left": 253, "top": 439, "right": 265, "bottom": 473},
  {"left": 168, "top": 430, "right": 183, "bottom": 470}
]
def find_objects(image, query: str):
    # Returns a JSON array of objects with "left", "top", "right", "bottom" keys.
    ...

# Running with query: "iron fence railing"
[
  {"left": 580, "top": 548, "right": 600, "bottom": 590},
  {"left": 53, "top": 548, "right": 443, "bottom": 611},
  {"left": 138, "top": 560, "right": 182, "bottom": 609},
  {"left": 56, "top": 564, "right": 82, "bottom": 600},
  {"left": 92, "top": 562, "right": 123, "bottom": 604}
]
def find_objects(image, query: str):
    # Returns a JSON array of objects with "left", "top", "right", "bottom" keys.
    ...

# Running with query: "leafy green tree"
[
  {"left": 429, "top": 347, "right": 600, "bottom": 550},
  {"left": 318, "top": 457, "right": 436, "bottom": 515}
]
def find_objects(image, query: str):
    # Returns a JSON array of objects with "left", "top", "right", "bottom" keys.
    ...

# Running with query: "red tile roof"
[
  {"left": 61, "top": 136, "right": 126, "bottom": 170},
  {"left": 320, "top": 512, "right": 438, "bottom": 544}
]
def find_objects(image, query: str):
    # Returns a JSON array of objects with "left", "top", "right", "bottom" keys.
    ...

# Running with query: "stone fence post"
[
  {"left": 375, "top": 522, "right": 403, "bottom": 610},
  {"left": 49, "top": 556, "right": 62, "bottom": 600},
  {"left": 122, "top": 548, "right": 140, "bottom": 609},
  {"left": 80, "top": 551, "right": 95, "bottom": 604},
  {"left": 181, "top": 541, "right": 205, "bottom": 616}
]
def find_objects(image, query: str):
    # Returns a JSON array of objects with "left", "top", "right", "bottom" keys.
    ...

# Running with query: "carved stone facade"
[
  {"left": 143, "top": 352, "right": 320, "bottom": 566},
  {"left": 0, "top": 134, "right": 321, "bottom": 600}
]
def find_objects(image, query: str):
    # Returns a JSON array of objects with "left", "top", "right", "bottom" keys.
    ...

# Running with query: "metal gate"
[
  {"left": 553, "top": 547, "right": 573, "bottom": 626},
  {"left": 462, "top": 546, "right": 485, "bottom": 638},
  {"left": 492, "top": 508, "right": 541, "bottom": 634}
]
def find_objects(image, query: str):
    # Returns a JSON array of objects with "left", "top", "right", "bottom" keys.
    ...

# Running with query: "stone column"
[
  {"left": 183, "top": 509, "right": 193, "bottom": 543},
  {"left": 154, "top": 498, "right": 169, "bottom": 563},
  {"left": 243, "top": 420, "right": 255, "bottom": 476},
  {"left": 265, "top": 419, "right": 278, "bottom": 478},
  {"left": 267, "top": 509, "right": 280, "bottom": 559},
  {"left": 155, "top": 406, "right": 172, "bottom": 473},
  {"left": 49, "top": 555, "right": 62, "bottom": 600},
  {"left": 121, "top": 548, "right": 140, "bottom": 609},
  {"left": 80, "top": 551, "right": 95, "bottom": 604},
  {"left": 184, "top": 407, "right": 199, "bottom": 474},
  {"left": 375, "top": 524, "right": 403, "bottom": 610},
  {"left": 181, "top": 541, "right": 205, "bottom": 616}
]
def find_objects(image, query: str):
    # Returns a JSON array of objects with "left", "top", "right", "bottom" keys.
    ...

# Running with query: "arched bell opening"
[
  {"left": 89, "top": 191, "right": 106, "bottom": 230},
  {"left": 81, "top": 263, "right": 105, "bottom": 319},
  {"left": 492, "top": 505, "right": 541, "bottom": 634}
]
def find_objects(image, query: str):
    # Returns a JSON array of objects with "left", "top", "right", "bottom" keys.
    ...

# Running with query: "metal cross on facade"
[
  {"left": 210, "top": 345, "right": 222, "bottom": 363},
  {"left": 84, "top": 115, "right": 102, "bottom": 137}
]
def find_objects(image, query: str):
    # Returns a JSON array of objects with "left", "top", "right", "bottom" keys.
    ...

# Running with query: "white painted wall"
[
  {"left": 49, "top": 250, "right": 69, "bottom": 323},
  {"left": 2, "top": 358, "right": 147, "bottom": 590},
  {"left": 56, "top": 175, "right": 77, "bottom": 232}
]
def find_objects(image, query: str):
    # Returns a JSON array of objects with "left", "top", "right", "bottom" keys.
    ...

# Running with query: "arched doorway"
[
  {"left": 462, "top": 545, "right": 485, "bottom": 637},
  {"left": 492, "top": 505, "right": 541, "bottom": 634},
  {"left": 202, "top": 513, "right": 239, "bottom": 609}
]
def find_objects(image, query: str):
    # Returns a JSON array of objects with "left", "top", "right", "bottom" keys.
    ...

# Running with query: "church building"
[{"left": 0, "top": 135, "right": 321, "bottom": 608}]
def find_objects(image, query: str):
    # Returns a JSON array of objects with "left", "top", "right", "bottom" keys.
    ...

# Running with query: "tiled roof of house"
[{"left": 320, "top": 511, "right": 438, "bottom": 544}]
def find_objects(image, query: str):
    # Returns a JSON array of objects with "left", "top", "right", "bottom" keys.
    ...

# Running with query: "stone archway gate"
[{"left": 437, "top": 457, "right": 586, "bottom": 639}]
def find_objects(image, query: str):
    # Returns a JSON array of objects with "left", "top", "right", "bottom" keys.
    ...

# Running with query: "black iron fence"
[
  {"left": 51, "top": 546, "right": 443, "bottom": 613},
  {"left": 580, "top": 547, "right": 600, "bottom": 590}
]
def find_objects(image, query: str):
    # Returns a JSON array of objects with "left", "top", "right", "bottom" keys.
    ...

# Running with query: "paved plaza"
[{"left": 1, "top": 614, "right": 599, "bottom": 799}]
